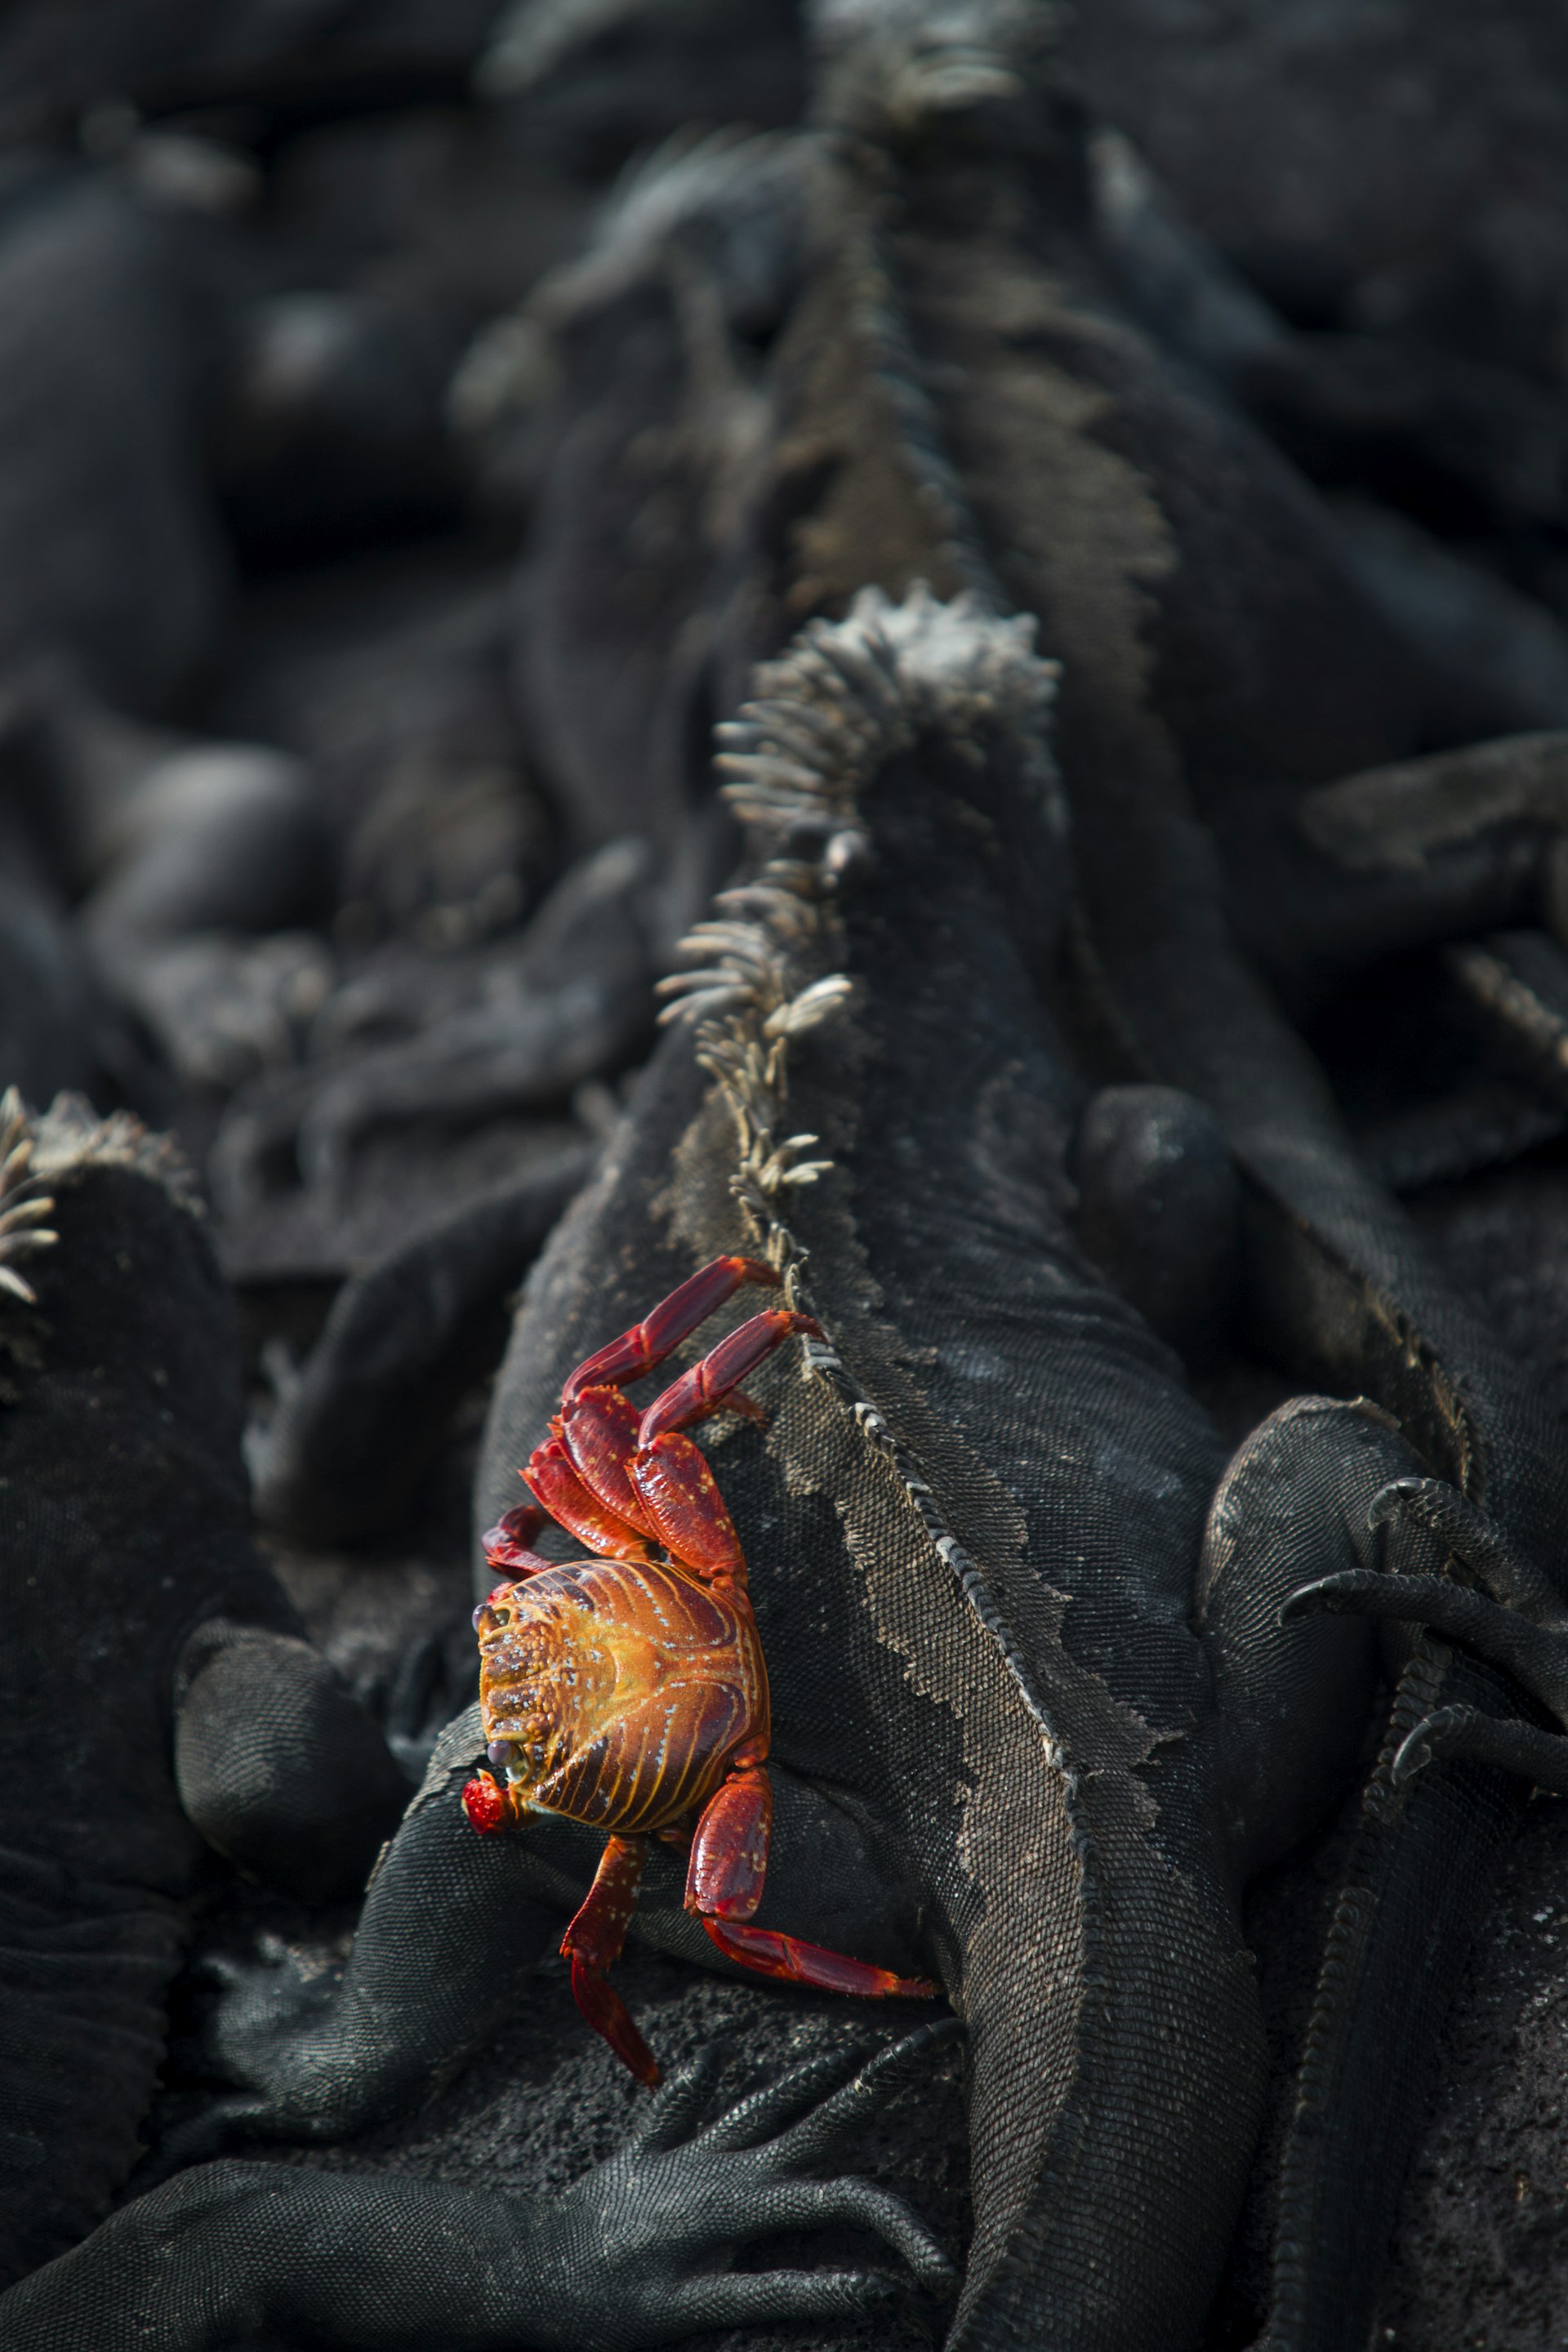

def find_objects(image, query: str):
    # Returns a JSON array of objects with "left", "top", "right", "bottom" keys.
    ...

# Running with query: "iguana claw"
[
  {"left": 1392, "top": 1703, "right": 1568, "bottom": 1794},
  {"left": 1286, "top": 1477, "right": 1568, "bottom": 1793}
]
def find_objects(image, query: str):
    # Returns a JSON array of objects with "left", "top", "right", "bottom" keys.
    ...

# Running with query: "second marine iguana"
[
  {"left": 0, "top": 1089, "right": 408, "bottom": 2290},
  {"left": 808, "top": 32, "right": 1568, "bottom": 2351},
  {"left": 140, "top": 587, "right": 1482, "bottom": 2352}
]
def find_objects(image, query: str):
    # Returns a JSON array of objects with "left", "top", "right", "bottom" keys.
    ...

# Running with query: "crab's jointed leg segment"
[
  {"left": 555, "top": 1387, "right": 654, "bottom": 1533},
  {"left": 686, "top": 1753, "right": 773, "bottom": 1920},
  {"left": 685, "top": 1758, "right": 939, "bottom": 2003},
  {"left": 561, "top": 1833, "right": 661, "bottom": 2087},
  {"left": 523, "top": 1428, "right": 658, "bottom": 1564},
  {"left": 562, "top": 1255, "right": 780, "bottom": 1403},
  {"left": 632, "top": 1432, "right": 749, "bottom": 1582},
  {"left": 637, "top": 1309, "right": 824, "bottom": 1446},
  {"left": 519, "top": 1260, "right": 789, "bottom": 1561},
  {"left": 700, "top": 1916, "right": 939, "bottom": 2001},
  {"left": 629, "top": 1309, "right": 823, "bottom": 1581}
]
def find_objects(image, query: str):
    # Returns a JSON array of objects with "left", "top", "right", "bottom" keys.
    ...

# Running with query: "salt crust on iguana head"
[{"left": 0, "top": 1085, "right": 198, "bottom": 1307}]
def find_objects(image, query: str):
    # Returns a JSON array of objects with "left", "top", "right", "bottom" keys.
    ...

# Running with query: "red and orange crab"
[{"left": 461, "top": 1254, "right": 936, "bottom": 2085}]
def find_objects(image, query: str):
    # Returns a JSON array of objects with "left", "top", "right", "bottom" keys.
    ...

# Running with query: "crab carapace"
[{"left": 462, "top": 1252, "right": 938, "bottom": 2083}]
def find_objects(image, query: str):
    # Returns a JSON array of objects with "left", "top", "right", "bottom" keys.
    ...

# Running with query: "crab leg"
[
  {"left": 562, "top": 1255, "right": 780, "bottom": 1402},
  {"left": 524, "top": 1410, "right": 660, "bottom": 1564},
  {"left": 687, "top": 1760, "right": 938, "bottom": 2002},
  {"left": 560, "top": 1834, "right": 662, "bottom": 2087},
  {"left": 637, "top": 1307, "right": 822, "bottom": 1443},
  {"left": 523, "top": 1258, "right": 786, "bottom": 1558},
  {"left": 629, "top": 1310, "right": 822, "bottom": 1582}
]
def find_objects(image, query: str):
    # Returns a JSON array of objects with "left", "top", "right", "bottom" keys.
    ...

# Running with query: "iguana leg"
[
  {"left": 248, "top": 1147, "right": 595, "bottom": 1548},
  {"left": 1194, "top": 1395, "right": 1431, "bottom": 1888},
  {"left": 173, "top": 1621, "right": 411, "bottom": 1907},
  {"left": 1298, "top": 729, "right": 1568, "bottom": 884},
  {"left": 1240, "top": 728, "right": 1568, "bottom": 1017},
  {"left": 1286, "top": 1472, "right": 1568, "bottom": 1789},
  {"left": 1442, "top": 927, "right": 1568, "bottom": 1110},
  {"left": 162, "top": 1706, "right": 927, "bottom": 2171},
  {"left": 2, "top": 2029, "right": 959, "bottom": 2352}
]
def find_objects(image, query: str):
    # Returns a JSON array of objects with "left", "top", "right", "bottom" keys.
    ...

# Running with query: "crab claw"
[
  {"left": 461, "top": 1770, "right": 509, "bottom": 1836},
  {"left": 483, "top": 1502, "right": 556, "bottom": 1577}
]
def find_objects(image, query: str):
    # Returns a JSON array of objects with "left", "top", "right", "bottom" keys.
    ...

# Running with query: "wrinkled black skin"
[
  {"left": 117, "top": 66, "right": 1568, "bottom": 2350},
  {"left": 866, "top": 89, "right": 1568, "bottom": 2350},
  {"left": 0, "top": 1153, "right": 407, "bottom": 2288}
]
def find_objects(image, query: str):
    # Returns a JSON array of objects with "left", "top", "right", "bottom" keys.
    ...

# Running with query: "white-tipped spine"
[
  {"left": 0, "top": 1089, "right": 56, "bottom": 1307},
  {"left": 662, "top": 584, "right": 1059, "bottom": 1258}
]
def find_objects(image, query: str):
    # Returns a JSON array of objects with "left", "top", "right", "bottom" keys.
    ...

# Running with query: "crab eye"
[{"left": 487, "top": 1740, "right": 513, "bottom": 1771}]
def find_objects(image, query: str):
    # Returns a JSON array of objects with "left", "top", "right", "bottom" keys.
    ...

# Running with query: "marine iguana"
[
  {"left": 132, "top": 582, "right": 1481, "bottom": 2352},
  {"left": 1, "top": 2024, "right": 960, "bottom": 2350},
  {"left": 0, "top": 1090, "right": 408, "bottom": 2288},
  {"left": 782, "top": 17, "right": 1568, "bottom": 2346},
  {"left": 0, "top": 1085, "right": 954, "bottom": 2352}
]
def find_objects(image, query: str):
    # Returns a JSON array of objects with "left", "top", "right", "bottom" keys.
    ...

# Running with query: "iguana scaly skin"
[
  {"left": 0, "top": 1091, "right": 407, "bottom": 2289},
  {"left": 764, "top": 16, "right": 1568, "bottom": 2345}
]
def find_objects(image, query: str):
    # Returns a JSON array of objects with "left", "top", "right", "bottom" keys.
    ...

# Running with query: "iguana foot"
[
  {"left": 1284, "top": 1475, "right": 1568, "bottom": 1788},
  {"left": 134, "top": 1939, "right": 341, "bottom": 2181},
  {"left": 9, "top": 2026, "right": 961, "bottom": 2350}
]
